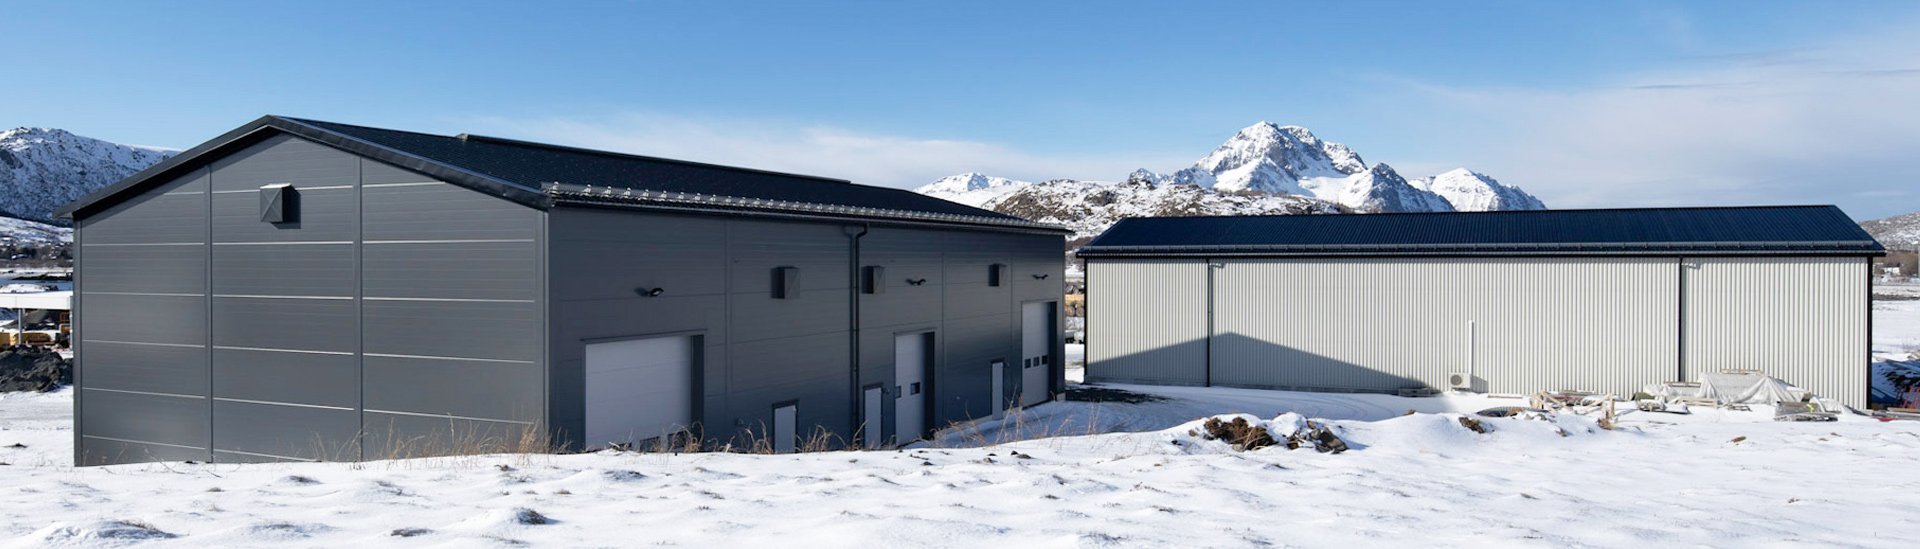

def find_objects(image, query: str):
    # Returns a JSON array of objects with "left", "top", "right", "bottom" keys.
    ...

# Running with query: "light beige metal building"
[{"left": 1078, "top": 206, "right": 1883, "bottom": 407}]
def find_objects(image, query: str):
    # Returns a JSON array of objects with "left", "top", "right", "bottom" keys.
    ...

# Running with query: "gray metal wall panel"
[
  {"left": 362, "top": 241, "right": 538, "bottom": 301},
  {"left": 212, "top": 348, "right": 358, "bottom": 408},
  {"left": 77, "top": 135, "right": 550, "bottom": 465},
  {"left": 74, "top": 168, "right": 213, "bottom": 465},
  {"left": 548, "top": 210, "right": 730, "bottom": 301},
  {"left": 546, "top": 208, "right": 1058, "bottom": 450},
  {"left": 363, "top": 300, "right": 541, "bottom": 362},
  {"left": 362, "top": 183, "right": 542, "bottom": 241},
  {"left": 362, "top": 412, "right": 533, "bottom": 460},
  {"left": 81, "top": 293, "right": 207, "bottom": 345},
  {"left": 360, "top": 159, "right": 436, "bottom": 185},
  {"left": 210, "top": 188, "right": 357, "bottom": 243},
  {"left": 357, "top": 170, "right": 546, "bottom": 446},
  {"left": 77, "top": 437, "right": 207, "bottom": 466},
  {"left": 206, "top": 133, "right": 359, "bottom": 191},
  {"left": 726, "top": 222, "right": 850, "bottom": 343},
  {"left": 938, "top": 313, "right": 1012, "bottom": 424},
  {"left": 81, "top": 244, "right": 207, "bottom": 295},
  {"left": 1084, "top": 260, "right": 1209, "bottom": 385},
  {"left": 76, "top": 171, "right": 207, "bottom": 245},
  {"left": 210, "top": 243, "right": 356, "bottom": 297},
  {"left": 723, "top": 333, "right": 851, "bottom": 444},
  {"left": 212, "top": 297, "right": 358, "bottom": 353},
  {"left": 364, "top": 355, "right": 543, "bottom": 422},
  {"left": 79, "top": 389, "right": 208, "bottom": 449},
  {"left": 212, "top": 400, "right": 359, "bottom": 461},
  {"left": 83, "top": 343, "right": 209, "bottom": 397},
  {"left": 1683, "top": 257, "right": 1868, "bottom": 407}
]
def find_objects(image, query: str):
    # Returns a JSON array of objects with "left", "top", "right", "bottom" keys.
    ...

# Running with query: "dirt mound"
[{"left": 0, "top": 349, "right": 69, "bottom": 392}]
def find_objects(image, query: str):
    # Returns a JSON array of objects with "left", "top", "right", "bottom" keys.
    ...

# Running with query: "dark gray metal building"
[{"left": 58, "top": 116, "right": 1067, "bottom": 465}]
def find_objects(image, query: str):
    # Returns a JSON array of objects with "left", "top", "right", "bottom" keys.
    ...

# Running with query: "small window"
[
  {"left": 259, "top": 184, "right": 296, "bottom": 223},
  {"left": 988, "top": 263, "right": 1009, "bottom": 287}
]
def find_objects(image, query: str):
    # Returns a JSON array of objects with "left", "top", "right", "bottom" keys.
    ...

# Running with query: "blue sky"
[{"left": 6, "top": 1, "right": 1918, "bottom": 219}]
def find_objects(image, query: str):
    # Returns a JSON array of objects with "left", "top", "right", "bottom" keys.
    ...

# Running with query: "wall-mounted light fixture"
[
  {"left": 905, "top": 278, "right": 928, "bottom": 286},
  {"left": 634, "top": 287, "right": 665, "bottom": 297},
  {"left": 1032, "top": 273, "right": 1049, "bottom": 280}
]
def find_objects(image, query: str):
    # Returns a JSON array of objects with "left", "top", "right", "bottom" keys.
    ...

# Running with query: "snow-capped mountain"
[
  {"left": 1172, "top": 122, "right": 1368, "bottom": 195},
  {"left": 917, "top": 121, "right": 1544, "bottom": 239},
  {"left": 986, "top": 177, "right": 1341, "bottom": 240},
  {"left": 1410, "top": 168, "right": 1547, "bottom": 212},
  {"left": 1861, "top": 210, "right": 1920, "bottom": 250},
  {"left": 0, "top": 127, "right": 174, "bottom": 223},
  {"left": 918, "top": 172, "right": 1031, "bottom": 209}
]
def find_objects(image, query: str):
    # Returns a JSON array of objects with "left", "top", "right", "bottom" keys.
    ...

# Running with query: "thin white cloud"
[
  {"left": 1390, "top": 18, "right": 1920, "bottom": 219},
  {"left": 457, "top": 113, "right": 1190, "bottom": 189}
]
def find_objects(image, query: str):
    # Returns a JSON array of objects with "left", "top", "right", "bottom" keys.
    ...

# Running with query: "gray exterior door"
[
  {"left": 1020, "top": 301, "right": 1054, "bottom": 407},
  {"left": 772, "top": 403, "right": 797, "bottom": 454},
  {"left": 894, "top": 332, "right": 929, "bottom": 443}
]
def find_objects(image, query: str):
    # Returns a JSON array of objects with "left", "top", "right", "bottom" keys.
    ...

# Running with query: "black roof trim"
[
  {"left": 548, "top": 183, "right": 1064, "bottom": 232},
  {"left": 1077, "top": 205, "right": 1886, "bottom": 258}
]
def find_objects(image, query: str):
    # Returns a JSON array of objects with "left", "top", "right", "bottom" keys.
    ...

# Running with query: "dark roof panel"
[
  {"left": 284, "top": 117, "right": 1018, "bottom": 221},
  {"left": 1077, "top": 206, "right": 1885, "bottom": 257},
  {"left": 62, "top": 116, "right": 1059, "bottom": 232}
]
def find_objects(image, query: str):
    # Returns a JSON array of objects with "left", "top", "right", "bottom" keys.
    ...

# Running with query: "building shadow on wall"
[{"left": 1086, "top": 332, "right": 1429, "bottom": 397}]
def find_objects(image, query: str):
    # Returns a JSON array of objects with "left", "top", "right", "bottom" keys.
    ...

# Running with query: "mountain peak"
[{"left": 1410, "top": 168, "right": 1546, "bottom": 211}]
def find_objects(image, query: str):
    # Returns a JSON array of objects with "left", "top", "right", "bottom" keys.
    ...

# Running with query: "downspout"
[{"left": 843, "top": 224, "right": 869, "bottom": 442}]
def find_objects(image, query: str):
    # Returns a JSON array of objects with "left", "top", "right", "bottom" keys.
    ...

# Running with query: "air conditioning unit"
[{"left": 1448, "top": 372, "right": 1473, "bottom": 390}]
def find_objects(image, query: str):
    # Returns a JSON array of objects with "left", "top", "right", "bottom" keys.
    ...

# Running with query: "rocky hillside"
[
  {"left": 919, "top": 121, "right": 1545, "bottom": 240},
  {"left": 990, "top": 176, "right": 1342, "bottom": 242},
  {"left": 1862, "top": 210, "right": 1920, "bottom": 250},
  {"left": 0, "top": 127, "right": 174, "bottom": 223}
]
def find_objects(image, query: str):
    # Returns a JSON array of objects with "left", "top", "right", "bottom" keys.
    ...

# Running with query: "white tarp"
[
  {"left": 1644, "top": 371, "right": 1809, "bottom": 405},
  {"left": 0, "top": 291, "right": 69, "bottom": 311}
]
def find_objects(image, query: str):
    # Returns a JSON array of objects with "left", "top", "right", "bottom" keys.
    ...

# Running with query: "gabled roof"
[
  {"left": 1077, "top": 206, "right": 1886, "bottom": 258},
  {"left": 60, "top": 116, "right": 1060, "bottom": 233}
]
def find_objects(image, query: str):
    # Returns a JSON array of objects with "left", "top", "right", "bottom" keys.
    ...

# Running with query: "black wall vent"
[
  {"left": 259, "top": 183, "right": 297, "bottom": 224},
  {"left": 988, "top": 263, "right": 1009, "bottom": 287},
  {"left": 861, "top": 266, "right": 885, "bottom": 294},
  {"left": 773, "top": 266, "right": 800, "bottom": 299}
]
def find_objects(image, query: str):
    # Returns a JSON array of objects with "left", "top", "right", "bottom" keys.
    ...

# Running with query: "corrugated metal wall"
[
  {"left": 1085, "top": 260, "right": 1208, "bottom": 385},
  {"left": 1087, "top": 255, "right": 1868, "bottom": 406},
  {"left": 1682, "top": 257, "right": 1867, "bottom": 407},
  {"left": 1209, "top": 258, "right": 1679, "bottom": 396}
]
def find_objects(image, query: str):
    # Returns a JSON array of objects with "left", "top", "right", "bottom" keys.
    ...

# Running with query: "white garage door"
[
  {"left": 1021, "top": 301, "right": 1055, "bottom": 407},
  {"left": 585, "top": 335, "right": 694, "bottom": 449}
]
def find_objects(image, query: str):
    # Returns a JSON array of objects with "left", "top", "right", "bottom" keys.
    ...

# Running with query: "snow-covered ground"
[
  {"left": 0, "top": 301, "right": 1913, "bottom": 546},
  {"left": 3, "top": 386, "right": 1916, "bottom": 547}
]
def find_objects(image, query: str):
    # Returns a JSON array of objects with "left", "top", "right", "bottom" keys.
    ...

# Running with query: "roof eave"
[{"left": 57, "top": 115, "right": 551, "bottom": 220}]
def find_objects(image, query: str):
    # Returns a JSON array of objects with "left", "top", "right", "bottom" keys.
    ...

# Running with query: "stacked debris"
[
  {"left": 1189, "top": 415, "right": 1349, "bottom": 454},
  {"left": 0, "top": 349, "right": 71, "bottom": 392}
]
